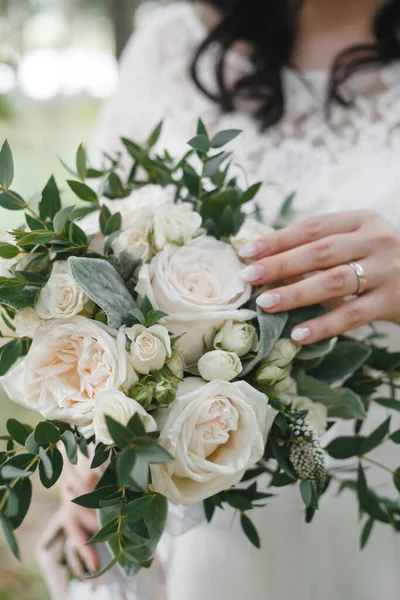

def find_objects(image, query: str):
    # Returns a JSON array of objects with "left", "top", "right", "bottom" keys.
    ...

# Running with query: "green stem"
[
  {"left": 360, "top": 455, "right": 394, "bottom": 476},
  {"left": 0, "top": 187, "right": 39, "bottom": 219}
]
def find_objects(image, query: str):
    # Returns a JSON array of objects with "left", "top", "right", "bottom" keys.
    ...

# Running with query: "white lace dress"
[{"left": 72, "top": 3, "right": 400, "bottom": 599}]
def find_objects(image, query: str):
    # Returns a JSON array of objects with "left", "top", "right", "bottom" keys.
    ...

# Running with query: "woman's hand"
[{"left": 239, "top": 210, "right": 400, "bottom": 344}]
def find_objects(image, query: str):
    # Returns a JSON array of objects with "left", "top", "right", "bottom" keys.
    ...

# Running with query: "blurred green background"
[{"left": 0, "top": 1, "right": 165, "bottom": 597}]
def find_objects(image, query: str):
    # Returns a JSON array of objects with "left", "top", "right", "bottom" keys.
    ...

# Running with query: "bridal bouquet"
[{"left": 0, "top": 123, "right": 399, "bottom": 577}]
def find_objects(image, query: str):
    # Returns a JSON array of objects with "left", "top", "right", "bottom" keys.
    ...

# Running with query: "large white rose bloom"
[
  {"left": 35, "top": 261, "right": 90, "bottom": 320},
  {"left": 150, "top": 378, "right": 277, "bottom": 505},
  {"left": 94, "top": 388, "right": 156, "bottom": 445},
  {"left": 136, "top": 237, "right": 256, "bottom": 363},
  {"left": 126, "top": 323, "right": 172, "bottom": 374},
  {"left": 1, "top": 317, "right": 135, "bottom": 435}
]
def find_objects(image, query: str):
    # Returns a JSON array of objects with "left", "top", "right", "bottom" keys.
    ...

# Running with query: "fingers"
[
  {"left": 63, "top": 508, "right": 100, "bottom": 576},
  {"left": 289, "top": 292, "right": 381, "bottom": 344},
  {"left": 239, "top": 212, "right": 363, "bottom": 260},
  {"left": 256, "top": 260, "right": 375, "bottom": 312},
  {"left": 241, "top": 232, "right": 369, "bottom": 284}
]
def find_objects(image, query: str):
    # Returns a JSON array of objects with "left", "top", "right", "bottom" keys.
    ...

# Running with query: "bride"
[{"left": 50, "top": 0, "right": 400, "bottom": 598}]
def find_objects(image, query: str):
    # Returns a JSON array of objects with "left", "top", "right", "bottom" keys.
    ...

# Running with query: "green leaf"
[
  {"left": 68, "top": 221, "right": 88, "bottom": 247},
  {"left": 130, "top": 455, "right": 149, "bottom": 490},
  {"left": 6, "top": 419, "right": 31, "bottom": 446},
  {"left": 203, "top": 152, "right": 230, "bottom": 178},
  {"left": 1, "top": 516, "right": 20, "bottom": 560},
  {"left": 295, "top": 370, "right": 366, "bottom": 420},
  {"left": 326, "top": 436, "right": 365, "bottom": 459},
  {"left": 0, "top": 191, "right": 25, "bottom": 210},
  {"left": 188, "top": 135, "right": 210, "bottom": 153},
  {"left": 34, "top": 422, "right": 60, "bottom": 445},
  {"left": 393, "top": 468, "right": 400, "bottom": 493},
  {"left": 390, "top": 429, "right": 400, "bottom": 444},
  {"left": 300, "top": 480, "right": 313, "bottom": 507},
  {"left": 240, "top": 307, "right": 288, "bottom": 378},
  {"left": 73, "top": 485, "right": 121, "bottom": 509},
  {"left": 0, "top": 140, "right": 14, "bottom": 189},
  {"left": 146, "top": 121, "right": 163, "bottom": 148},
  {"left": 309, "top": 341, "right": 372, "bottom": 384},
  {"left": 87, "top": 517, "right": 120, "bottom": 545},
  {"left": 211, "top": 129, "right": 241, "bottom": 148},
  {"left": 240, "top": 513, "right": 260, "bottom": 549},
  {"left": 0, "top": 455, "right": 38, "bottom": 480},
  {"left": 25, "top": 214, "right": 43, "bottom": 231},
  {"left": 240, "top": 182, "right": 262, "bottom": 205},
  {"left": 53, "top": 206, "right": 75, "bottom": 235},
  {"left": 297, "top": 337, "right": 338, "bottom": 361},
  {"left": 117, "top": 447, "right": 136, "bottom": 485},
  {"left": 76, "top": 144, "right": 87, "bottom": 180},
  {"left": 121, "top": 495, "right": 155, "bottom": 523},
  {"left": 61, "top": 431, "right": 78, "bottom": 465},
  {"left": 86, "top": 555, "right": 120, "bottom": 579},
  {"left": 69, "top": 204, "right": 99, "bottom": 221},
  {"left": 91, "top": 443, "right": 111, "bottom": 469},
  {"left": 39, "top": 447, "right": 63, "bottom": 489},
  {"left": 0, "top": 339, "right": 23, "bottom": 376},
  {"left": 105, "top": 212, "right": 122, "bottom": 236},
  {"left": 0, "top": 286, "right": 38, "bottom": 311},
  {"left": 9, "top": 478, "right": 32, "bottom": 529},
  {"left": 0, "top": 242, "right": 19, "bottom": 260},
  {"left": 127, "top": 414, "right": 147, "bottom": 437},
  {"left": 197, "top": 118, "right": 209, "bottom": 139},
  {"left": 68, "top": 257, "right": 136, "bottom": 329},
  {"left": 106, "top": 416, "right": 133, "bottom": 448},
  {"left": 39, "top": 176, "right": 61, "bottom": 220},
  {"left": 67, "top": 180, "right": 98, "bottom": 203},
  {"left": 203, "top": 498, "right": 216, "bottom": 522},
  {"left": 374, "top": 397, "right": 400, "bottom": 412},
  {"left": 182, "top": 164, "right": 200, "bottom": 196},
  {"left": 360, "top": 518, "right": 374, "bottom": 549},
  {"left": 18, "top": 230, "right": 55, "bottom": 247},
  {"left": 359, "top": 417, "right": 391, "bottom": 455},
  {"left": 134, "top": 441, "right": 173, "bottom": 464},
  {"left": 1, "top": 466, "right": 32, "bottom": 480}
]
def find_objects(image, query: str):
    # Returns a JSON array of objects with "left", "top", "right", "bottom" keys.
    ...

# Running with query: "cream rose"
[
  {"left": 111, "top": 208, "right": 153, "bottom": 262},
  {"left": 15, "top": 307, "right": 43, "bottom": 339},
  {"left": 151, "top": 378, "right": 277, "bottom": 505},
  {"left": 198, "top": 350, "right": 242, "bottom": 382},
  {"left": 153, "top": 203, "right": 202, "bottom": 251},
  {"left": 267, "top": 339, "right": 299, "bottom": 368},
  {"left": 214, "top": 320, "right": 258, "bottom": 358},
  {"left": 256, "top": 364, "right": 290, "bottom": 385},
  {"left": 126, "top": 323, "right": 171, "bottom": 375},
  {"left": 1, "top": 316, "right": 133, "bottom": 435},
  {"left": 94, "top": 388, "right": 156, "bottom": 445},
  {"left": 136, "top": 236, "right": 256, "bottom": 363},
  {"left": 35, "top": 261, "right": 90, "bottom": 320},
  {"left": 291, "top": 396, "right": 328, "bottom": 434},
  {"left": 230, "top": 218, "right": 274, "bottom": 256}
]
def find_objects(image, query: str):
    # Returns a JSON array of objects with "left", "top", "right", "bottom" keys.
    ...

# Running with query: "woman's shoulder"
[{"left": 121, "top": 2, "right": 204, "bottom": 66}]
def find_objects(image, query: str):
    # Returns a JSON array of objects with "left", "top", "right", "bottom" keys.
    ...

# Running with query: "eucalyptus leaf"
[
  {"left": 0, "top": 140, "right": 14, "bottom": 189},
  {"left": 0, "top": 286, "right": 38, "bottom": 310},
  {"left": 0, "top": 339, "right": 23, "bottom": 377},
  {"left": 68, "top": 257, "right": 136, "bottom": 329},
  {"left": 309, "top": 341, "right": 372, "bottom": 384},
  {"left": 39, "top": 176, "right": 61, "bottom": 220}
]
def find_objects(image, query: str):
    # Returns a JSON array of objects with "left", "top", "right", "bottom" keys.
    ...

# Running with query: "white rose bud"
[
  {"left": 94, "top": 388, "right": 157, "bottom": 446},
  {"left": 153, "top": 203, "right": 202, "bottom": 251},
  {"left": 214, "top": 320, "right": 258, "bottom": 358},
  {"left": 127, "top": 324, "right": 172, "bottom": 375},
  {"left": 111, "top": 208, "right": 153, "bottom": 262},
  {"left": 198, "top": 350, "right": 242, "bottom": 382},
  {"left": 35, "top": 261, "right": 89, "bottom": 320},
  {"left": 267, "top": 339, "right": 299, "bottom": 368},
  {"left": 15, "top": 308, "right": 43, "bottom": 339},
  {"left": 256, "top": 364, "right": 290, "bottom": 385},
  {"left": 167, "top": 354, "right": 184, "bottom": 379},
  {"left": 274, "top": 375, "right": 297, "bottom": 396},
  {"left": 291, "top": 396, "right": 328, "bottom": 435}
]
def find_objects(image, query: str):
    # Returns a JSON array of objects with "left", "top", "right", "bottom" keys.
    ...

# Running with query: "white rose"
[
  {"left": 94, "top": 388, "right": 156, "bottom": 445},
  {"left": 274, "top": 375, "right": 297, "bottom": 396},
  {"left": 267, "top": 339, "right": 299, "bottom": 368},
  {"left": 230, "top": 218, "right": 274, "bottom": 256},
  {"left": 126, "top": 324, "right": 171, "bottom": 375},
  {"left": 111, "top": 208, "right": 153, "bottom": 262},
  {"left": 35, "top": 261, "right": 90, "bottom": 320},
  {"left": 291, "top": 396, "right": 328, "bottom": 434},
  {"left": 256, "top": 364, "right": 290, "bottom": 385},
  {"left": 15, "top": 307, "right": 43, "bottom": 339},
  {"left": 198, "top": 350, "right": 242, "bottom": 382},
  {"left": 153, "top": 203, "right": 202, "bottom": 251},
  {"left": 136, "top": 236, "right": 256, "bottom": 364},
  {"left": 1, "top": 316, "right": 133, "bottom": 435},
  {"left": 214, "top": 320, "right": 258, "bottom": 358},
  {"left": 151, "top": 378, "right": 277, "bottom": 504}
]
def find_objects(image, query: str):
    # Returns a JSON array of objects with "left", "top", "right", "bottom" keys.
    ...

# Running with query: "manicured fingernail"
[
  {"left": 291, "top": 327, "right": 311, "bottom": 342},
  {"left": 241, "top": 264, "right": 265, "bottom": 282},
  {"left": 239, "top": 241, "right": 264, "bottom": 259},
  {"left": 256, "top": 292, "right": 281, "bottom": 309}
]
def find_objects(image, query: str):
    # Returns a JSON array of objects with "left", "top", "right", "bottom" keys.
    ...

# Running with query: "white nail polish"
[
  {"left": 256, "top": 292, "right": 281, "bottom": 309},
  {"left": 241, "top": 265, "right": 265, "bottom": 282},
  {"left": 239, "top": 241, "right": 264, "bottom": 259},
  {"left": 291, "top": 327, "right": 311, "bottom": 342}
]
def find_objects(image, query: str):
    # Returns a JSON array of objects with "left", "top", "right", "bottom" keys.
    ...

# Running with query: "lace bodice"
[{"left": 94, "top": 2, "right": 400, "bottom": 227}]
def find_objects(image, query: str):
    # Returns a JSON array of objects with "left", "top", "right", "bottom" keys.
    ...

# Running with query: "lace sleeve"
[{"left": 92, "top": 4, "right": 200, "bottom": 162}]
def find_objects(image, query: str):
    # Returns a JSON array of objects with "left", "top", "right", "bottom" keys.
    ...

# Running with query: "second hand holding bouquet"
[{"left": 0, "top": 122, "right": 399, "bottom": 577}]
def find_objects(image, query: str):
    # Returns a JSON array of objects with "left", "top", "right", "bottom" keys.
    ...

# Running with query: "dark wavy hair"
[{"left": 190, "top": 0, "right": 400, "bottom": 129}]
